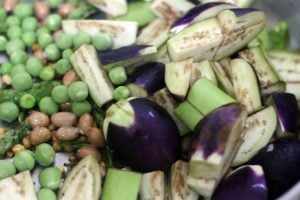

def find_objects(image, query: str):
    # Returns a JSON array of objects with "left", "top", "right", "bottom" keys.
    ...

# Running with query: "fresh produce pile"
[{"left": 0, "top": 0, "right": 299, "bottom": 199}]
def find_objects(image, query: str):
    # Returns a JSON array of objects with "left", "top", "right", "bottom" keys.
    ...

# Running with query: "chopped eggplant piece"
[
  {"left": 157, "top": 45, "right": 171, "bottom": 64},
  {"left": 218, "top": 57, "right": 233, "bottom": 81},
  {"left": 212, "top": 165, "right": 267, "bottom": 200},
  {"left": 165, "top": 59, "right": 193, "bottom": 99},
  {"left": 214, "top": 8, "right": 266, "bottom": 60},
  {"left": 170, "top": 2, "right": 236, "bottom": 35},
  {"left": 0, "top": 171, "right": 37, "bottom": 200},
  {"left": 167, "top": 18, "right": 223, "bottom": 62},
  {"left": 249, "top": 138, "right": 300, "bottom": 199},
  {"left": 58, "top": 155, "right": 101, "bottom": 200},
  {"left": 151, "top": 88, "right": 190, "bottom": 135},
  {"left": 102, "top": 168, "right": 141, "bottom": 200},
  {"left": 98, "top": 45, "right": 157, "bottom": 71},
  {"left": 190, "top": 60, "right": 218, "bottom": 86},
  {"left": 137, "top": 18, "right": 172, "bottom": 48},
  {"left": 62, "top": 20, "right": 138, "bottom": 49},
  {"left": 189, "top": 103, "right": 247, "bottom": 181},
  {"left": 268, "top": 93, "right": 298, "bottom": 136},
  {"left": 71, "top": 45, "right": 114, "bottom": 107},
  {"left": 127, "top": 62, "right": 165, "bottom": 96},
  {"left": 87, "top": 0, "right": 127, "bottom": 17},
  {"left": 200, "top": 0, "right": 255, "bottom": 8},
  {"left": 239, "top": 46, "right": 285, "bottom": 95},
  {"left": 187, "top": 175, "right": 217, "bottom": 198},
  {"left": 170, "top": 160, "right": 199, "bottom": 200},
  {"left": 231, "top": 58, "right": 262, "bottom": 113},
  {"left": 233, "top": 106, "right": 277, "bottom": 166},
  {"left": 211, "top": 62, "right": 235, "bottom": 97},
  {"left": 103, "top": 98, "right": 180, "bottom": 172},
  {"left": 151, "top": 0, "right": 194, "bottom": 21},
  {"left": 139, "top": 171, "right": 165, "bottom": 200},
  {"left": 286, "top": 83, "right": 300, "bottom": 101}
]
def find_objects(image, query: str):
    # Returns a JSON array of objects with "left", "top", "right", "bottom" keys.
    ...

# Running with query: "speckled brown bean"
[
  {"left": 29, "top": 127, "right": 51, "bottom": 145},
  {"left": 63, "top": 70, "right": 77, "bottom": 85},
  {"left": 86, "top": 127, "right": 105, "bottom": 148},
  {"left": 76, "top": 147, "right": 101, "bottom": 162},
  {"left": 56, "top": 126, "right": 80, "bottom": 141},
  {"left": 26, "top": 112, "right": 50, "bottom": 128},
  {"left": 4, "top": 0, "right": 19, "bottom": 12},
  {"left": 58, "top": 3, "right": 75, "bottom": 18},
  {"left": 34, "top": 1, "right": 50, "bottom": 21},
  {"left": 51, "top": 112, "right": 77, "bottom": 127},
  {"left": 78, "top": 113, "right": 94, "bottom": 132}
]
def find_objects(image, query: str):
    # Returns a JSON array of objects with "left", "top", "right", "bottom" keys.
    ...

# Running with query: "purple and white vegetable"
[
  {"left": 249, "top": 138, "right": 300, "bottom": 199},
  {"left": 139, "top": 171, "right": 165, "bottom": 200},
  {"left": 103, "top": 98, "right": 180, "bottom": 172},
  {"left": 212, "top": 165, "right": 267, "bottom": 200}
]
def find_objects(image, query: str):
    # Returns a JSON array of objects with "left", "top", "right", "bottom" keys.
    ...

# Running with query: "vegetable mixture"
[{"left": 0, "top": 0, "right": 299, "bottom": 200}]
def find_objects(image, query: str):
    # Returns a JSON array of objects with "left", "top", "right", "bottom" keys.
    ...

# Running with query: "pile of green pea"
[
  {"left": 0, "top": 143, "right": 59, "bottom": 200},
  {"left": 0, "top": 1, "right": 117, "bottom": 123}
]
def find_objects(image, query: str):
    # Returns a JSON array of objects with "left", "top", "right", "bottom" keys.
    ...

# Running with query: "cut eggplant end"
[
  {"left": 189, "top": 104, "right": 247, "bottom": 179},
  {"left": 170, "top": 160, "right": 199, "bottom": 200},
  {"left": 167, "top": 18, "right": 223, "bottom": 62},
  {"left": 200, "top": 0, "right": 255, "bottom": 8},
  {"left": 62, "top": 20, "right": 138, "bottom": 49},
  {"left": 71, "top": 45, "right": 114, "bottom": 107},
  {"left": 231, "top": 58, "right": 262, "bottom": 114},
  {"left": 165, "top": 59, "right": 193, "bottom": 99},
  {"left": 187, "top": 175, "right": 217, "bottom": 198},
  {"left": 232, "top": 106, "right": 277, "bottom": 166},
  {"left": 87, "top": 0, "right": 127, "bottom": 17},
  {"left": 98, "top": 45, "right": 157, "bottom": 71},
  {"left": 190, "top": 60, "right": 218, "bottom": 86},
  {"left": 170, "top": 2, "right": 236, "bottom": 35},
  {"left": 139, "top": 171, "right": 165, "bottom": 200},
  {"left": 268, "top": 93, "right": 298, "bottom": 135},
  {"left": 212, "top": 165, "right": 267, "bottom": 200}
]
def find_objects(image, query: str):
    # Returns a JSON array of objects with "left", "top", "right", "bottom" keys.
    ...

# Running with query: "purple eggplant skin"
[
  {"left": 98, "top": 45, "right": 150, "bottom": 65},
  {"left": 248, "top": 138, "right": 300, "bottom": 199},
  {"left": 127, "top": 62, "right": 165, "bottom": 95},
  {"left": 212, "top": 165, "right": 268, "bottom": 200},
  {"left": 106, "top": 98, "right": 181, "bottom": 172},
  {"left": 187, "top": 0, "right": 200, "bottom": 5},
  {"left": 189, "top": 104, "right": 245, "bottom": 159},
  {"left": 270, "top": 92, "right": 298, "bottom": 134},
  {"left": 230, "top": 8, "right": 261, "bottom": 17}
]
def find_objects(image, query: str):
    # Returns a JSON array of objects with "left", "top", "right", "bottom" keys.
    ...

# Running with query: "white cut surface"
[{"left": 87, "top": 0, "right": 127, "bottom": 17}]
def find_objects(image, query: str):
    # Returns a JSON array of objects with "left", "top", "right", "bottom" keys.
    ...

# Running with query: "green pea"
[
  {"left": 68, "top": 81, "right": 89, "bottom": 101},
  {"left": 10, "top": 64, "right": 26, "bottom": 77},
  {"left": 46, "top": 14, "right": 62, "bottom": 31},
  {"left": 66, "top": 0, "right": 80, "bottom": 6},
  {"left": 38, "top": 33, "right": 53, "bottom": 49},
  {"left": 44, "top": 44, "right": 61, "bottom": 61},
  {"left": 108, "top": 66, "right": 127, "bottom": 85},
  {"left": 35, "top": 143, "right": 56, "bottom": 167},
  {"left": 37, "top": 27, "right": 50, "bottom": 36},
  {"left": 0, "top": 62, "right": 13, "bottom": 75},
  {"left": 12, "top": 72, "right": 33, "bottom": 91},
  {"left": 62, "top": 49, "right": 73, "bottom": 59},
  {"left": 39, "top": 97, "right": 59, "bottom": 115},
  {"left": 68, "top": 8, "right": 84, "bottom": 19},
  {"left": 56, "top": 33, "right": 73, "bottom": 50},
  {"left": 0, "top": 102, "right": 19, "bottom": 122},
  {"left": 14, "top": 3, "right": 33, "bottom": 18},
  {"left": 48, "top": 0, "right": 63, "bottom": 9},
  {"left": 92, "top": 33, "right": 113, "bottom": 52},
  {"left": 0, "top": 35, "right": 7, "bottom": 51},
  {"left": 22, "top": 17, "right": 38, "bottom": 31},
  {"left": 26, "top": 57, "right": 43, "bottom": 77},
  {"left": 52, "top": 85, "right": 69, "bottom": 104},
  {"left": 22, "top": 31, "right": 37, "bottom": 47},
  {"left": 20, "top": 94, "right": 36, "bottom": 109},
  {"left": 13, "top": 150, "right": 35, "bottom": 171},
  {"left": 0, "top": 160, "right": 16, "bottom": 180},
  {"left": 113, "top": 86, "right": 130, "bottom": 100},
  {"left": 73, "top": 32, "right": 91, "bottom": 49},
  {"left": 39, "top": 66, "right": 55, "bottom": 81},
  {"left": 71, "top": 100, "right": 92, "bottom": 116},
  {"left": 0, "top": 8, "right": 7, "bottom": 22},
  {"left": 39, "top": 167, "right": 62, "bottom": 190},
  {"left": 10, "top": 50, "right": 28, "bottom": 64},
  {"left": 37, "top": 188, "right": 57, "bottom": 200},
  {"left": 7, "top": 26, "right": 23, "bottom": 39},
  {"left": 6, "top": 38, "right": 25, "bottom": 55},
  {"left": 55, "top": 58, "right": 72, "bottom": 75},
  {"left": 6, "top": 15, "right": 21, "bottom": 27}
]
